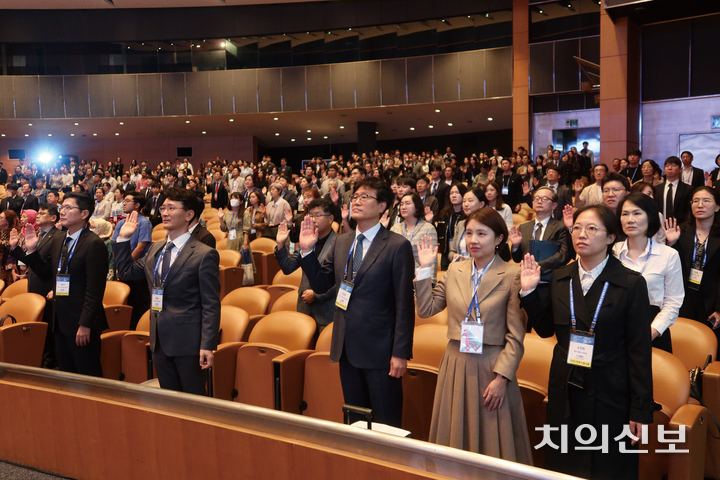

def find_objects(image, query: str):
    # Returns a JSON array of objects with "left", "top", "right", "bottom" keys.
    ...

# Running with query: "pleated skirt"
[{"left": 429, "top": 340, "right": 533, "bottom": 465}]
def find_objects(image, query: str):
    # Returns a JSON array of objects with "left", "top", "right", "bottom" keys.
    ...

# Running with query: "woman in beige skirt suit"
[{"left": 416, "top": 207, "right": 532, "bottom": 463}]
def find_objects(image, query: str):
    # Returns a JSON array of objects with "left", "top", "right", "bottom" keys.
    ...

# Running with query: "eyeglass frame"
[{"left": 569, "top": 224, "right": 607, "bottom": 237}]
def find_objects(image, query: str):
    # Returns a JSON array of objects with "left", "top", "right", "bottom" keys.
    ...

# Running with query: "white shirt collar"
[
  {"left": 617, "top": 238, "right": 655, "bottom": 259},
  {"left": 356, "top": 221, "right": 382, "bottom": 244},
  {"left": 578, "top": 255, "right": 609, "bottom": 280},
  {"left": 471, "top": 255, "right": 496, "bottom": 283},
  {"left": 667, "top": 178, "right": 679, "bottom": 188},
  {"left": 66, "top": 227, "right": 85, "bottom": 245},
  {"left": 166, "top": 231, "right": 192, "bottom": 250},
  {"left": 188, "top": 223, "right": 199, "bottom": 234},
  {"left": 535, "top": 215, "right": 551, "bottom": 229}
]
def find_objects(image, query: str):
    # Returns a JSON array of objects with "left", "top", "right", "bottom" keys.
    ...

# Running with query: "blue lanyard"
[
  {"left": 693, "top": 234, "right": 708, "bottom": 268},
  {"left": 57, "top": 228, "right": 84, "bottom": 273},
  {"left": 230, "top": 211, "right": 237, "bottom": 228},
  {"left": 640, "top": 239, "right": 653, "bottom": 274},
  {"left": 464, "top": 258, "right": 493, "bottom": 323},
  {"left": 569, "top": 280, "right": 609, "bottom": 333},
  {"left": 404, "top": 222, "right": 419, "bottom": 244},
  {"left": 153, "top": 240, "right": 187, "bottom": 287}
]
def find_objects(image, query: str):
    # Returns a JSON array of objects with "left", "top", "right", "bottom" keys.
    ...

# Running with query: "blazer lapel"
[
  {"left": 67, "top": 229, "right": 89, "bottom": 270},
  {"left": 317, "top": 231, "right": 337, "bottom": 263},
  {"left": 452, "top": 260, "right": 473, "bottom": 308},
  {"left": 474, "top": 257, "right": 505, "bottom": 305},
  {"left": 353, "top": 227, "right": 388, "bottom": 284}
]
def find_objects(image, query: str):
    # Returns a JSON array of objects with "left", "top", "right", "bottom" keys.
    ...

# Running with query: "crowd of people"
[{"left": 1, "top": 143, "right": 719, "bottom": 479}]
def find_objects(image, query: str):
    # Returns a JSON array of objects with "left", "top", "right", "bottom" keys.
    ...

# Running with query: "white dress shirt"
[
  {"left": 613, "top": 239, "right": 684, "bottom": 334},
  {"left": 577, "top": 255, "right": 609, "bottom": 296},
  {"left": 353, "top": 221, "right": 382, "bottom": 261},
  {"left": 662, "top": 180, "right": 679, "bottom": 219},
  {"left": 681, "top": 167, "right": 694, "bottom": 185},
  {"left": 532, "top": 215, "right": 551, "bottom": 241}
]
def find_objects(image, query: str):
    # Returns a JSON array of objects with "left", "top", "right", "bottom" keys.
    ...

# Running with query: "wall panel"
[
  {"left": 0, "top": 77, "right": 14, "bottom": 119},
  {"left": 458, "top": 50, "right": 485, "bottom": 100},
  {"left": 137, "top": 74, "right": 162, "bottom": 117},
  {"left": 88, "top": 75, "right": 114, "bottom": 118},
  {"left": 381, "top": 59, "right": 407, "bottom": 106},
  {"left": 407, "top": 56, "right": 433, "bottom": 105},
  {"left": 306, "top": 65, "right": 331, "bottom": 111},
  {"left": 186, "top": 72, "right": 210, "bottom": 116},
  {"left": 14, "top": 77, "right": 41, "bottom": 119},
  {"left": 233, "top": 69, "right": 258, "bottom": 114},
  {"left": 281, "top": 67, "right": 306, "bottom": 112},
  {"left": 485, "top": 47, "right": 512, "bottom": 97},
  {"left": 433, "top": 53, "right": 458, "bottom": 102},
  {"left": 330, "top": 63, "right": 355, "bottom": 109},
  {"left": 208, "top": 71, "right": 234, "bottom": 116},
  {"left": 258, "top": 69, "right": 282, "bottom": 113},
  {"left": 113, "top": 75, "right": 138, "bottom": 117},
  {"left": 64, "top": 76, "right": 90, "bottom": 118},
  {"left": 161, "top": 73, "right": 187, "bottom": 116},
  {"left": 355, "top": 61, "right": 381, "bottom": 108},
  {"left": 39, "top": 77, "right": 65, "bottom": 119}
]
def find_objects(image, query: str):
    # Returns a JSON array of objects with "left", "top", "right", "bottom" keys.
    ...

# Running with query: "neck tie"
[
  {"left": 534, "top": 223, "right": 543, "bottom": 241},
  {"left": 161, "top": 242, "right": 174, "bottom": 280},
  {"left": 431, "top": 182, "right": 437, "bottom": 196},
  {"left": 693, "top": 240, "right": 705, "bottom": 270},
  {"left": 666, "top": 183, "right": 674, "bottom": 219},
  {"left": 352, "top": 234, "right": 365, "bottom": 278},
  {"left": 60, "top": 237, "right": 72, "bottom": 273}
]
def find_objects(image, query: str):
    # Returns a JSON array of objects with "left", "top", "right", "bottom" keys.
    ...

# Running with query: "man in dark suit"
[
  {"left": 416, "top": 175, "right": 439, "bottom": 222},
  {"left": 279, "top": 157, "right": 293, "bottom": 178},
  {"left": 188, "top": 196, "right": 217, "bottom": 249},
  {"left": 655, "top": 156, "right": 693, "bottom": 224},
  {"left": 0, "top": 184, "right": 23, "bottom": 215},
  {"left": 497, "top": 158, "right": 523, "bottom": 212},
  {"left": 298, "top": 177, "right": 415, "bottom": 427},
  {"left": 428, "top": 165, "right": 449, "bottom": 212},
  {"left": 680, "top": 150, "right": 704, "bottom": 188},
  {"left": 19, "top": 183, "right": 39, "bottom": 212},
  {"left": 11, "top": 193, "right": 108, "bottom": 377},
  {"left": 534, "top": 164, "right": 573, "bottom": 220},
  {"left": 113, "top": 187, "right": 221, "bottom": 395},
  {"left": 208, "top": 171, "right": 228, "bottom": 209},
  {"left": 278, "top": 175, "right": 298, "bottom": 212},
  {"left": 142, "top": 183, "right": 165, "bottom": 227}
]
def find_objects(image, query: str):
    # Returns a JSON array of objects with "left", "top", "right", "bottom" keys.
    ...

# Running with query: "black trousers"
[
  {"left": 41, "top": 298, "right": 57, "bottom": 369},
  {"left": 122, "top": 278, "right": 151, "bottom": 330},
  {"left": 152, "top": 333, "right": 207, "bottom": 396},
  {"left": 54, "top": 328, "right": 103, "bottom": 377},
  {"left": 338, "top": 350, "right": 403, "bottom": 428}
]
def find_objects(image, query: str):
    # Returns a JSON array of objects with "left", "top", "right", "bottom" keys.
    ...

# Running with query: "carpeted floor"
[{"left": 0, "top": 461, "right": 71, "bottom": 479}]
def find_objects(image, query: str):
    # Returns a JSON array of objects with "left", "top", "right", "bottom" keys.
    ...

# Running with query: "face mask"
[
  {"left": 272, "top": 169, "right": 277, "bottom": 175},
  {"left": 230, "top": 199, "right": 241, "bottom": 208},
  {"left": 178, "top": 173, "right": 184, "bottom": 177}
]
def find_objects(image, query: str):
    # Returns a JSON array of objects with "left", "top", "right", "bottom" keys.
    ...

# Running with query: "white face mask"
[
  {"left": 178, "top": 172, "right": 184, "bottom": 177},
  {"left": 230, "top": 199, "right": 241, "bottom": 208}
]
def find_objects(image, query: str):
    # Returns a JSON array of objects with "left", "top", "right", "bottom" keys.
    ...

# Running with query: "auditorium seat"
[
  {"left": 152, "top": 229, "right": 167, "bottom": 242},
  {"left": 414, "top": 308, "right": 448, "bottom": 326},
  {"left": 208, "top": 229, "right": 227, "bottom": 244},
  {"left": 516, "top": 332, "right": 556, "bottom": 390},
  {"left": 152, "top": 223, "right": 165, "bottom": 233},
  {"left": 250, "top": 238, "right": 280, "bottom": 285},
  {"left": 402, "top": 363, "right": 438, "bottom": 441},
  {"left": 0, "top": 292, "right": 46, "bottom": 324},
  {"left": 211, "top": 306, "right": 250, "bottom": 401},
  {"left": 205, "top": 216, "right": 221, "bottom": 228},
  {"left": 702, "top": 362, "right": 720, "bottom": 479},
  {"left": 1, "top": 279, "right": 27, "bottom": 303},
  {"left": 101, "top": 310, "right": 151, "bottom": 382},
  {"left": 512, "top": 213, "right": 526, "bottom": 226},
  {"left": 669, "top": 317, "right": 717, "bottom": 370},
  {"left": 233, "top": 312, "right": 316, "bottom": 410},
  {"left": 103, "top": 281, "right": 131, "bottom": 305},
  {"left": 218, "top": 250, "right": 244, "bottom": 299},
  {"left": 266, "top": 285, "right": 298, "bottom": 312},
  {"left": 216, "top": 238, "right": 227, "bottom": 250},
  {"left": 315, "top": 322, "right": 333, "bottom": 352},
  {"left": 640, "top": 348, "right": 708, "bottom": 480},
  {"left": 0, "top": 279, "right": 6, "bottom": 296},
  {"left": 0, "top": 313, "right": 47, "bottom": 367},
  {"left": 272, "top": 268, "right": 302, "bottom": 288},
  {"left": 412, "top": 324, "right": 448, "bottom": 369},
  {"left": 104, "top": 305, "right": 133, "bottom": 331},
  {"left": 218, "top": 250, "right": 242, "bottom": 268},
  {"left": 300, "top": 351, "right": 344, "bottom": 422},
  {"left": 221, "top": 287, "right": 271, "bottom": 341},
  {"left": 518, "top": 379, "right": 548, "bottom": 468},
  {"left": 201, "top": 209, "right": 217, "bottom": 221},
  {"left": 120, "top": 312, "right": 153, "bottom": 384}
]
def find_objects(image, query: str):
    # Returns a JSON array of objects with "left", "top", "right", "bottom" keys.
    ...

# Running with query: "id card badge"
[
  {"left": 567, "top": 331, "right": 595, "bottom": 368},
  {"left": 56, "top": 275, "right": 70, "bottom": 296},
  {"left": 229, "top": 229, "right": 237, "bottom": 241},
  {"left": 150, "top": 208, "right": 156, "bottom": 216},
  {"left": 335, "top": 280, "right": 353, "bottom": 310},
  {"left": 502, "top": 186, "right": 509, "bottom": 195},
  {"left": 151, "top": 288, "right": 164, "bottom": 312},
  {"left": 459, "top": 320, "right": 484, "bottom": 354},
  {"left": 688, "top": 268, "right": 703, "bottom": 291}
]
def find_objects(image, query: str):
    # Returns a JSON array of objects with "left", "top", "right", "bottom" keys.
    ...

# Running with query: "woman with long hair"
[
  {"left": 245, "top": 189, "right": 268, "bottom": 240},
  {"left": 485, "top": 182, "right": 514, "bottom": 229},
  {"left": 636, "top": 159, "right": 663, "bottom": 187},
  {"left": 391, "top": 193, "right": 439, "bottom": 284},
  {"left": 449, "top": 187, "right": 487, "bottom": 261},
  {"left": 436, "top": 183, "right": 468, "bottom": 271}
]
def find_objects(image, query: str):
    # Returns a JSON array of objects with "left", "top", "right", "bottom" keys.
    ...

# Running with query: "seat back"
[
  {"left": 669, "top": 317, "right": 717, "bottom": 370},
  {"left": 272, "top": 268, "right": 302, "bottom": 287},
  {"left": 0, "top": 321, "right": 48, "bottom": 367},
  {"left": 703, "top": 362, "right": 720, "bottom": 479},
  {"left": 414, "top": 308, "right": 448, "bottom": 326},
  {"left": 218, "top": 306, "right": 249, "bottom": 344},
  {"left": 262, "top": 252, "right": 282, "bottom": 286},
  {"left": 518, "top": 379, "right": 548, "bottom": 468},
  {"left": 121, "top": 332, "right": 152, "bottom": 384},
  {"left": 104, "top": 305, "right": 132, "bottom": 331},
  {"left": 412, "top": 324, "right": 448, "bottom": 369},
  {"left": 315, "top": 323, "right": 334, "bottom": 353},
  {"left": 248, "top": 312, "right": 316, "bottom": 351},
  {"left": 516, "top": 332, "right": 556, "bottom": 390},
  {"left": 220, "top": 287, "right": 271, "bottom": 316},
  {"left": 136, "top": 310, "right": 151, "bottom": 332},
  {"left": 103, "top": 281, "right": 131, "bottom": 305},
  {"left": 218, "top": 250, "right": 242, "bottom": 268},
  {"left": 208, "top": 229, "right": 227, "bottom": 243},
  {"left": 0, "top": 293, "right": 46, "bottom": 323},
  {"left": 302, "top": 351, "right": 344, "bottom": 422},
  {"left": 267, "top": 286, "right": 298, "bottom": 313},
  {"left": 402, "top": 364, "right": 438, "bottom": 442},
  {"left": 152, "top": 229, "right": 167, "bottom": 242},
  {"left": 0, "top": 279, "right": 6, "bottom": 296},
  {"left": 216, "top": 238, "right": 227, "bottom": 250},
  {"left": 250, "top": 237, "right": 277, "bottom": 254},
  {"left": 234, "top": 343, "right": 288, "bottom": 408},
  {"left": 1, "top": 279, "right": 28, "bottom": 301},
  {"left": 219, "top": 266, "right": 245, "bottom": 300}
]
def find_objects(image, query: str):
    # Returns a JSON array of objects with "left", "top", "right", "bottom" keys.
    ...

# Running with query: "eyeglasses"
[
  {"left": 57, "top": 205, "right": 81, "bottom": 212},
  {"left": 602, "top": 187, "right": 626, "bottom": 195},
  {"left": 692, "top": 198, "right": 715, "bottom": 205},
  {"left": 533, "top": 196, "right": 554, "bottom": 203},
  {"left": 307, "top": 213, "right": 332, "bottom": 219},
  {"left": 569, "top": 224, "right": 607, "bottom": 237},
  {"left": 158, "top": 206, "right": 186, "bottom": 213},
  {"left": 350, "top": 194, "right": 377, "bottom": 204}
]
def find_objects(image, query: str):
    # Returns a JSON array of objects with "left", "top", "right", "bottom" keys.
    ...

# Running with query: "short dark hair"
[
  {"left": 618, "top": 192, "right": 660, "bottom": 238},
  {"left": 544, "top": 164, "right": 560, "bottom": 175},
  {"left": 594, "top": 163, "right": 609, "bottom": 174},
  {"left": 601, "top": 172, "right": 630, "bottom": 191},
  {"left": 573, "top": 204, "right": 620, "bottom": 251},
  {"left": 6, "top": 183, "right": 18, "bottom": 191},
  {"left": 400, "top": 193, "right": 425, "bottom": 220},
  {"left": 306, "top": 197, "right": 334, "bottom": 216},
  {"left": 628, "top": 148, "right": 642, "bottom": 157},
  {"left": 397, "top": 176, "right": 416, "bottom": 190},
  {"left": 465, "top": 208, "right": 508, "bottom": 251},
  {"left": 664, "top": 156, "right": 682, "bottom": 167},
  {"left": 468, "top": 187, "right": 487, "bottom": 207},
  {"left": 126, "top": 191, "right": 146, "bottom": 211},
  {"left": 681, "top": 150, "right": 693, "bottom": 159},
  {"left": 163, "top": 187, "right": 197, "bottom": 222},
  {"left": 430, "top": 164, "right": 443, "bottom": 172},
  {"left": 64, "top": 192, "right": 94, "bottom": 221},
  {"left": 39, "top": 203, "right": 58, "bottom": 221},
  {"left": 354, "top": 177, "right": 393, "bottom": 216},
  {"left": 151, "top": 182, "right": 161, "bottom": 189}
]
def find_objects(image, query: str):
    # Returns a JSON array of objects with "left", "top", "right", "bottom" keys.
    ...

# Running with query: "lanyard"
[
  {"left": 503, "top": 175, "right": 511, "bottom": 187},
  {"left": 464, "top": 258, "right": 494, "bottom": 323},
  {"left": 693, "top": 234, "right": 708, "bottom": 268},
  {"left": 230, "top": 211, "right": 237, "bottom": 228},
  {"left": 404, "top": 222, "right": 419, "bottom": 243},
  {"left": 569, "top": 280, "right": 609, "bottom": 333},
  {"left": 153, "top": 240, "right": 187, "bottom": 287},
  {"left": 57, "top": 228, "right": 85, "bottom": 273}
]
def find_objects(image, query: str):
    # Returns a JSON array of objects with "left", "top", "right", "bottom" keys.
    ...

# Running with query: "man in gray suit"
[
  {"left": 275, "top": 198, "right": 338, "bottom": 338},
  {"left": 113, "top": 187, "right": 221, "bottom": 395}
]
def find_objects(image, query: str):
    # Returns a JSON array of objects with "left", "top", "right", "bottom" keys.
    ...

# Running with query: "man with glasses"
[
  {"left": 10, "top": 193, "right": 108, "bottom": 377},
  {"left": 275, "top": 197, "right": 339, "bottom": 337},
  {"left": 298, "top": 177, "right": 415, "bottom": 428}
]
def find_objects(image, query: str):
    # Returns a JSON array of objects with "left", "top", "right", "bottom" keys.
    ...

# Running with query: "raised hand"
[
  {"left": 217, "top": 208, "right": 224, "bottom": 219},
  {"left": 424, "top": 206, "right": 433, "bottom": 223},
  {"left": 663, "top": 217, "right": 680, "bottom": 246},
  {"left": 298, "top": 214, "right": 319, "bottom": 254},
  {"left": 380, "top": 209, "right": 390, "bottom": 228},
  {"left": 276, "top": 221, "right": 290, "bottom": 246},
  {"left": 520, "top": 253, "right": 541, "bottom": 292},
  {"left": 8, "top": 228, "right": 20, "bottom": 250},
  {"left": 532, "top": 177, "right": 540, "bottom": 188},
  {"left": 118, "top": 211, "right": 139, "bottom": 240},
  {"left": 417, "top": 235, "right": 438, "bottom": 269},
  {"left": 341, "top": 204, "right": 349, "bottom": 221},
  {"left": 284, "top": 206, "right": 293, "bottom": 223},
  {"left": 509, "top": 225, "right": 523, "bottom": 249},
  {"left": 562, "top": 204, "right": 574, "bottom": 229},
  {"left": 258, "top": 204, "right": 266, "bottom": 214},
  {"left": 488, "top": 171, "right": 495, "bottom": 183},
  {"left": 22, "top": 225, "right": 39, "bottom": 253},
  {"left": 705, "top": 171, "right": 713, "bottom": 188},
  {"left": 574, "top": 179, "right": 583, "bottom": 194},
  {"left": 522, "top": 182, "right": 531, "bottom": 196},
  {"left": 330, "top": 188, "right": 339, "bottom": 204}
]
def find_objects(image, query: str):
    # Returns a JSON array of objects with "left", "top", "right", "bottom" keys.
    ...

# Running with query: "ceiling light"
[
  {"left": 375, "top": 131, "right": 379, "bottom": 135},
  {"left": 93, "top": 133, "right": 97, "bottom": 136},
  {"left": 410, "top": 127, "right": 415, "bottom": 131},
  {"left": 119, "top": 122, "right": 124, "bottom": 125},
  {"left": 488, "top": 117, "right": 493, "bottom": 121},
  {"left": 340, "top": 125, "right": 345, "bottom": 129},
  {"left": 307, "top": 129, "right": 311, "bottom": 133},
  {"left": 196, "top": 45, "right": 201, "bottom": 48},
  {"left": 435, "top": 109, "right": 440, "bottom": 113},
  {"left": 28, "top": 123, "right": 32, "bottom": 126},
  {"left": 185, "top": 120, "right": 190, "bottom": 123},
  {"left": 74, "top": 122, "right": 79, "bottom": 125},
  {"left": 447, "top": 123, "right": 453, "bottom": 126},
  {"left": 275, "top": 133, "right": 280, "bottom": 136},
  {"left": 202, "top": 131, "right": 207, "bottom": 134},
  {"left": 0, "top": 134, "right": 4, "bottom": 137},
  {"left": 428, "top": 125, "right": 434, "bottom": 129},
  {"left": 221, "top": 42, "right": 226, "bottom": 47},
  {"left": 70, "top": 134, "right": 74, "bottom": 136},
  {"left": 291, "top": 138, "right": 296, "bottom": 142},
  {"left": 115, "top": 133, "right": 119, "bottom": 136},
  {"left": 538, "top": 9, "right": 544, "bottom": 13},
  {"left": 24, "top": 134, "right": 29, "bottom": 137},
  {"left": 274, "top": 117, "right": 279, "bottom": 120},
  {"left": 229, "top": 119, "right": 234, "bottom": 122},
  {"left": 48, "top": 134, "right": 52, "bottom": 136},
  {"left": 307, "top": 137, "right": 311, "bottom": 140},
  {"left": 324, "top": 136, "right": 328, "bottom": 139}
]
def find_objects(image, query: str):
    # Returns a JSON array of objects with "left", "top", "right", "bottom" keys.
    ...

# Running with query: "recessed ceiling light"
[
  {"left": 48, "top": 134, "right": 52, "bottom": 136},
  {"left": 229, "top": 119, "right": 234, "bottom": 122},
  {"left": 74, "top": 122, "right": 79, "bottom": 126},
  {"left": 274, "top": 117, "right": 279, "bottom": 121},
  {"left": 221, "top": 42, "right": 226, "bottom": 47},
  {"left": 307, "top": 129, "right": 311, "bottom": 133},
  {"left": 185, "top": 120, "right": 190, "bottom": 123},
  {"left": 340, "top": 125, "right": 345, "bottom": 129},
  {"left": 24, "top": 134, "right": 29, "bottom": 137},
  {"left": 375, "top": 131, "right": 379, "bottom": 135},
  {"left": 70, "top": 134, "right": 74, "bottom": 136},
  {"left": 202, "top": 131, "right": 207, "bottom": 134},
  {"left": 196, "top": 45, "right": 200, "bottom": 48},
  {"left": 324, "top": 136, "right": 328, "bottom": 139},
  {"left": 447, "top": 123, "right": 453, "bottom": 126},
  {"left": 0, "top": 134, "right": 4, "bottom": 137},
  {"left": 28, "top": 123, "right": 32, "bottom": 126},
  {"left": 410, "top": 127, "right": 415, "bottom": 131},
  {"left": 93, "top": 133, "right": 97, "bottom": 136},
  {"left": 115, "top": 133, "right": 119, "bottom": 136},
  {"left": 291, "top": 138, "right": 295, "bottom": 142},
  {"left": 428, "top": 125, "right": 433, "bottom": 129},
  {"left": 435, "top": 109, "right": 440, "bottom": 113},
  {"left": 487, "top": 117, "right": 493, "bottom": 121},
  {"left": 275, "top": 133, "right": 280, "bottom": 136},
  {"left": 307, "top": 137, "right": 312, "bottom": 140},
  {"left": 119, "top": 122, "right": 124, "bottom": 125}
]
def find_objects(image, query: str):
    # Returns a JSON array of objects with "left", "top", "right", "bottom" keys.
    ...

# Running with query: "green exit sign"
[{"left": 565, "top": 119, "right": 578, "bottom": 128}]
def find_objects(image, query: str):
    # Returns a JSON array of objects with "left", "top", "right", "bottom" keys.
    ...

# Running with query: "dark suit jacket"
[
  {"left": 429, "top": 181, "right": 450, "bottom": 212},
  {"left": 520, "top": 256, "right": 655, "bottom": 476},
  {"left": 209, "top": 182, "right": 229, "bottom": 209},
  {"left": 682, "top": 167, "right": 705, "bottom": 188},
  {"left": 672, "top": 225, "right": 720, "bottom": 319},
  {"left": 0, "top": 195, "right": 23, "bottom": 215},
  {"left": 192, "top": 224, "right": 216, "bottom": 249},
  {"left": 540, "top": 181, "right": 573, "bottom": 220},
  {"left": 510, "top": 218, "right": 570, "bottom": 276},
  {"left": 142, "top": 193, "right": 165, "bottom": 226},
  {"left": 275, "top": 231, "right": 338, "bottom": 328},
  {"left": 280, "top": 189, "right": 298, "bottom": 212},
  {"left": 20, "top": 194, "right": 39, "bottom": 212},
  {"left": 113, "top": 237, "right": 221, "bottom": 357},
  {"left": 420, "top": 194, "right": 439, "bottom": 222},
  {"left": 498, "top": 173, "right": 523, "bottom": 210},
  {"left": 14, "top": 228, "right": 108, "bottom": 336},
  {"left": 299, "top": 226, "right": 415, "bottom": 369},
  {"left": 654, "top": 181, "right": 692, "bottom": 224},
  {"left": 24, "top": 226, "right": 60, "bottom": 296}
]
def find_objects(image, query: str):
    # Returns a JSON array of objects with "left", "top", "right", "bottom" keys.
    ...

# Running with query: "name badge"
[
  {"left": 150, "top": 209, "right": 156, "bottom": 215},
  {"left": 459, "top": 320, "right": 484, "bottom": 354},
  {"left": 568, "top": 332, "right": 595, "bottom": 368},
  {"left": 688, "top": 268, "right": 703, "bottom": 291},
  {"left": 335, "top": 280, "right": 354, "bottom": 310},
  {"left": 214, "top": 194, "right": 218, "bottom": 200},
  {"left": 151, "top": 288, "right": 164, "bottom": 312},
  {"left": 502, "top": 187, "right": 509, "bottom": 195},
  {"left": 56, "top": 275, "right": 70, "bottom": 296},
  {"left": 251, "top": 228, "right": 256, "bottom": 234},
  {"left": 229, "top": 229, "right": 237, "bottom": 241}
]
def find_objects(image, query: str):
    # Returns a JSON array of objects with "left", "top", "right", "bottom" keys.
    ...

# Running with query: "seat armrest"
[
  {"left": 100, "top": 330, "right": 130, "bottom": 381},
  {"left": 668, "top": 404, "right": 708, "bottom": 480},
  {"left": 273, "top": 350, "right": 314, "bottom": 413},
  {"left": 243, "top": 314, "right": 266, "bottom": 342},
  {"left": 212, "top": 342, "right": 245, "bottom": 401}
]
